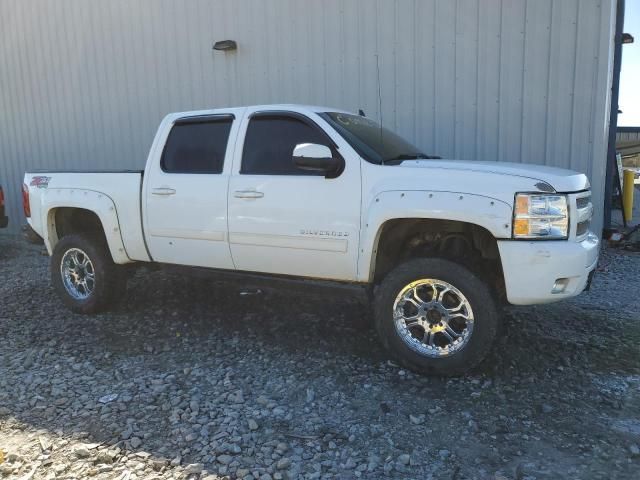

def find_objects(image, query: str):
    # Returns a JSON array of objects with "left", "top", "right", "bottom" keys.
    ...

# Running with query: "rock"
[
  {"left": 629, "top": 444, "right": 640, "bottom": 456},
  {"left": 217, "top": 454, "right": 233, "bottom": 465},
  {"left": 306, "top": 388, "right": 315, "bottom": 403},
  {"left": 98, "top": 393, "right": 118, "bottom": 404},
  {"left": 95, "top": 450, "right": 116, "bottom": 464},
  {"left": 541, "top": 404, "right": 554, "bottom": 414},
  {"left": 438, "top": 449, "right": 450, "bottom": 460},
  {"left": 248, "top": 418, "right": 259, "bottom": 431},
  {"left": 185, "top": 463, "right": 204, "bottom": 474},
  {"left": 276, "top": 457, "right": 291, "bottom": 470},
  {"left": 236, "top": 468, "right": 250, "bottom": 477},
  {"left": 0, "top": 465, "right": 14, "bottom": 476},
  {"left": 409, "top": 414, "right": 425, "bottom": 425},
  {"left": 152, "top": 459, "right": 168, "bottom": 471},
  {"left": 398, "top": 454, "right": 410, "bottom": 465},
  {"left": 229, "top": 390, "right": 244, "bottom": 403},
  {"left": 38, "top": 436, "right": 52, "bottom": 452},
  {"left": 344, "top": 457, "right": 357, "bottom": 469},
  {"left": 73, "top": 447, "right": 91, "bottom": 458},
  {"left": 129, "top": 437, "right": 142, "bottom": 448},
  {"left": 170, "top": 455, "right": 182, "bottom": 466}
]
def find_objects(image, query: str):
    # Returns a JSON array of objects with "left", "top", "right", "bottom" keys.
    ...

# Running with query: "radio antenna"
[{"left": 375, "top": 54, "right": 384, "bottom": 152}]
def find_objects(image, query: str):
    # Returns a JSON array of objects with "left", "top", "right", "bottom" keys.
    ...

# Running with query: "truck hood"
[{"left": 398, "top": 159, "right": 590, "bottom": 193}]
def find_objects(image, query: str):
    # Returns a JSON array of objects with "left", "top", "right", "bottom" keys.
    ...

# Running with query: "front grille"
[
  {"left": 573, "top": 191, "right": 592, "bottom": 239},
  {"left": 576, "top": 220, "right": 590, "bottom": 237},
  {"left": 576, "top": 195, "right": 591, "bottom": 209}
]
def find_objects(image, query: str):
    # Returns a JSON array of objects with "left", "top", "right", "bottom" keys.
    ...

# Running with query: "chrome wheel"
[
  {"left": 60, "top": 248, "right": 95, "bottom": 300},
  {"left": 393, "top": 279, "right": 474, "bottom": 358}
]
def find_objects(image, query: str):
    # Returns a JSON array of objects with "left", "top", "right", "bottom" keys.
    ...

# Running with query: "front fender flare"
[{"left": 357, "top": 190, "right": 512, "bottom": 282}]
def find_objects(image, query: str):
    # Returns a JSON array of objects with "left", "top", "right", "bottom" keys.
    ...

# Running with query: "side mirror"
[{"left": 293, "top": 143, "right": 342, "bottom": 177}]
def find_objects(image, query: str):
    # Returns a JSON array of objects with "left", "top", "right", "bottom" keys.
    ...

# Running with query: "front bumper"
[{"left": 497, "top": 232, "right": 599, "bottom": 305}]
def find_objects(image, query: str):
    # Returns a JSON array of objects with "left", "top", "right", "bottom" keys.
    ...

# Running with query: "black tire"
[
  {"left": 374, "top": 258, "right": 498, "bottom": 376},
  {"left": 51, "top": 234, "right": 126, "bottom": 314}
]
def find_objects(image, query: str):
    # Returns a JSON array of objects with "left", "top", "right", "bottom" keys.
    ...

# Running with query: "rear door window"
[{"left": 161, "top": 116, "right": 233, "bottom": 174}]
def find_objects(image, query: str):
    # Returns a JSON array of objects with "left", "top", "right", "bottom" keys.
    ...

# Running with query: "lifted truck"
[{"left": 23, "top": 105, "right": 599, "bottom": 375}]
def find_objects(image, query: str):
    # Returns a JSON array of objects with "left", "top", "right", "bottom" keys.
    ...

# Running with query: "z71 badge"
[{"left": 30, "top": 176, "right": 51, "bottom": 188}]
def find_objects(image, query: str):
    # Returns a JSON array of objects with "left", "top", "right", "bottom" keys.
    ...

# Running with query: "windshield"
[{"left": 319, "top": 112, "right": 435, "bottom": 165}]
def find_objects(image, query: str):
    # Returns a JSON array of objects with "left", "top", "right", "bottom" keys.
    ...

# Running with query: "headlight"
[{"left": 513, "top": 193, "right": 569, "bottom": 239}]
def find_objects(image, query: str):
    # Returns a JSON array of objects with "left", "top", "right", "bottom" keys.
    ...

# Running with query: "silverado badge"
[{"left": 300, "top": 229, "right": 349, "bottom": 238}]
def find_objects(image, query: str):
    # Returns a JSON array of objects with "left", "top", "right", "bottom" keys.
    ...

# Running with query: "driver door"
[{"left": 227, "top": 109, "right": 361, "bottom": 280}]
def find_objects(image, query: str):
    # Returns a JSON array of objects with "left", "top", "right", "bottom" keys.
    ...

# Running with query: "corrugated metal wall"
[
  {"left": 617, "top": 128, "right": 640, "bottom": 144},
  {"left": 617, "top": 127, "right": 640, "bottom": 157},
  {"left": 0, "top": 0, "right": 616, "bottom": 235}
]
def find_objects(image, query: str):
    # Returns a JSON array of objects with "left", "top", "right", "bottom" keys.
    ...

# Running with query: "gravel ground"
[{"left": 1, "top": 235, "right": 639, "bottom": 480}]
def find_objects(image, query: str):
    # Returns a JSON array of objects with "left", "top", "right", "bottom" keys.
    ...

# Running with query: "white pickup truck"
[{"left": 24, "top": 104, "right": 599, "bottom": 375}]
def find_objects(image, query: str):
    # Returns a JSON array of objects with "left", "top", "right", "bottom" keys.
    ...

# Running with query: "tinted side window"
[
  {"left": 241, "top": 116, "right": 331, "bottom": 175},
  {"left": 161, "top": 119, "right": 232, "bottom": 174}
]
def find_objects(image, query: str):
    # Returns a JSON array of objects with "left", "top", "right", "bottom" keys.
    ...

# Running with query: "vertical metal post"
[
  {"left": 603, "top": 0, "right": 626, "bottom": 232},
  {"left": 623, "top": 169, "right": 635, "bottom": 222}
]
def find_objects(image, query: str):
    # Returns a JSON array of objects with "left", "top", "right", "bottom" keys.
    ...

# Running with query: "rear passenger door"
[{"left": 144, "top": 112, "right": 240, "bottom": 269}]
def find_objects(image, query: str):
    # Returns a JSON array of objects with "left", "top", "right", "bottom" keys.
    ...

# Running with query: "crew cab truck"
[{"left": 23, "top": 104, "right": 599, "bottom": 375}]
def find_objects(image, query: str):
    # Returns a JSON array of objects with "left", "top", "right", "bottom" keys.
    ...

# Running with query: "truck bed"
[
  {"left": 28, "top": 169, "right": 143, "bottom": 174},
  {"left": 24, "top": 170, "right": 149, "bottom": 262}
]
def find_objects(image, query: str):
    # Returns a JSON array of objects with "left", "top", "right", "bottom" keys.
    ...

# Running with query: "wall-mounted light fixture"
[{"left": 213, "top": 40, "right": 237, "bottom": 52}]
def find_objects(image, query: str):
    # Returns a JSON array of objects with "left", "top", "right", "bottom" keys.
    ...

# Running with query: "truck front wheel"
[
  {"left": 51, "top": 234, "right": 126, "bottom": 314},
  {"left": 374, "top": 258, "right": 498, "bottom": 376}
]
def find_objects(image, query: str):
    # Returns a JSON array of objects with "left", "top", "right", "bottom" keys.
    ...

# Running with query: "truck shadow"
[{"left": 99, "top": 266, "right": 640, "bottom": 378}]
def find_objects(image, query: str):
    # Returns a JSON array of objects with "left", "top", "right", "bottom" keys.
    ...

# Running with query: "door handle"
[
  {"left": 234, "top": 190, "right": 264, "bottom": 199},
  {"left": 151, "top": 187, "right": 176, "bottom": 196}
]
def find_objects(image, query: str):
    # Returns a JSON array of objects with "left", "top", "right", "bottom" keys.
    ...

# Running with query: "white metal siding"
[{"left": 0, "top": 0, "right": 616, "bottom": 235}]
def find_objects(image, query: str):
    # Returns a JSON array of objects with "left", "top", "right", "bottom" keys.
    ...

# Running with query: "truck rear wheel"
[
  {"left": 374, "top": 258, "right": 498, "bottom": 376},
  {"left": 51, "top": 234, "right": 126, "bottom": 314}
]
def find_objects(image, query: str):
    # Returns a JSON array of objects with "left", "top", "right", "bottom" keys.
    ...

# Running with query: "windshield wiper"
[{"left": 381, "top": 153, "right": 429, "bottom": 165}]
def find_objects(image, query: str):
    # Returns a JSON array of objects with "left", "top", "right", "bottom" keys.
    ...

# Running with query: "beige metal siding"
[
  {"left": 0, "top": 0, "right": 616, "bottom": 235},
  {"left": 617, "top": 129, "right": 640, "bottom": 143}
]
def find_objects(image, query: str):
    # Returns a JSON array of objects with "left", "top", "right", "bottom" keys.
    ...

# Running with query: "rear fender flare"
[{"left": 42, "top": 188, "right": 130, "bottom": 264}]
